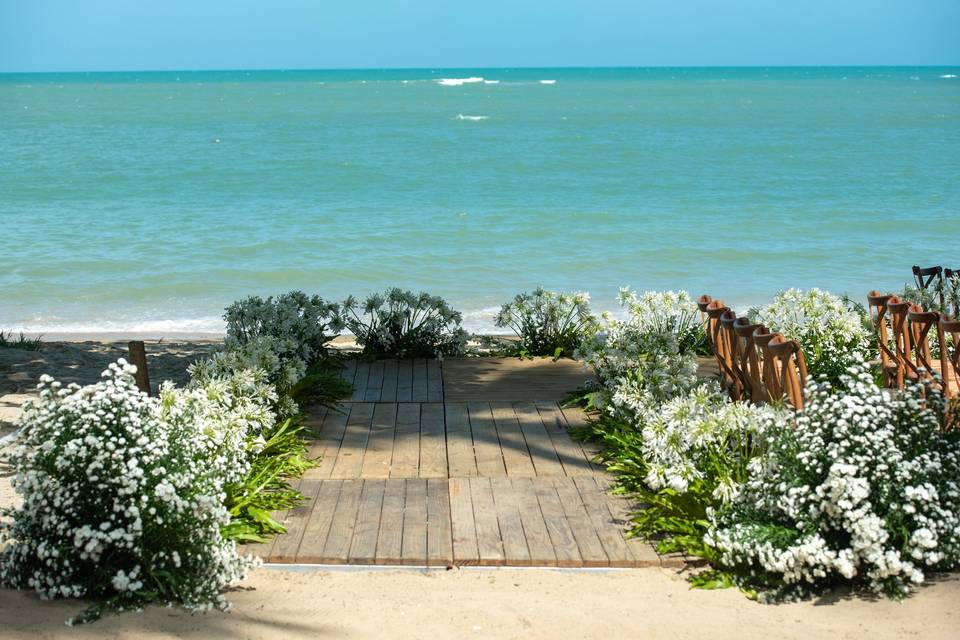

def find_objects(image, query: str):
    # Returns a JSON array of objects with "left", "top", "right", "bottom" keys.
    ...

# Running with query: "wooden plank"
[
  {"left": 490, "top": 402, "right": 536, "bottom": 477},
  {"left": 350, "top": 361, "right": 370, "bottom": 401},
  {"left": 513, "top": 402, "right": 566, "bottom": 477},
  {"left": 330, "top": 403, "right": 375, "bottom": 479},
  {"left": 380, "top": 359, "right": 399, "bottom": 402},
  {"left": 305, "top": 406, "right": 350, "bottom": 479},
  {"left": 348, "top": 480, "right": 386, "bottom": 563},
  {"left": 411, "top": 358, "right": 429, "bottom": 402},
  {"left": 558, "top": 404, "right": 605, "bottom": 473},
  {"left": 490, "top": 477, "right": 531, "bottom": 566},
  {"left": 445, "top": 402, "right": 478, "bottom": 477},
  {"left": 260, "top": 478, "right": 306, "bottom": 562},
  {"left": 552, "top": 476, "right": 609, "bottom": 567},
  {"left": 469, "top": 477, "right": 504, "bottom": 565},
  {"left": 396, "top": 359, "right": 413, "bottom": 402},
  {"left": 427, "top": 359, "right": 443, "bottom": 402},
  {"left": 319, "top": 479, "right": 364, "bottom": 563},
  {"left": 359, "top": 403, "right": 397, "bottom": 478},
  {"left": 448, "top": 477, "right": 479, "bottom": 565},
  {"left": 390, "top": 403, "right": 421, "bottom": 478},
  {"left": 292, "top": 480, "right": 342, "bottom": 563},
  {"left": 596, "top": 476, "right": 662, "bottom": 567},
  {"left": 418, "top": 402, "right": 447, "bottom": 477},
  {"left": 401, "top": 478, "right": 428, "bottom": 565},
  {"left": 533, "top": 478, "right": 581, "bottom": 567},
  {"left": 426, "top": 478, "right": 453, "bottom": 566},
  {"left": 363, "top": 360, "right": 385, "bottom": 402},
  {"left": 512, "top": 477, "right": 557, "bottom": 566},
  {"left": 467, "top": 402, "right": 507, "bottom": 477},
  {"left": 341, "top": 359, "right": 358, "bottom": 388},
  {"left": 573, "top": 475, "right": 638, "bottom": 568},
  {"left": 441, "top": 357, "right": 593, "bottom": 402},
  {"left": 375, "top": 478, "right": 406, "bottom": 564},
  {"left": 535, "top": 401, "right": 596, "bottom": 476}
]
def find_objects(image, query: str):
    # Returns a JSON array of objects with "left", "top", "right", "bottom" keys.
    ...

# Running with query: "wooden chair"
[
  {"left": 733, "top": 316, "right": 763, "bottom": 402},
  {"left": 765, "top": 334, "right": 809, "bottom": 410},
  {"left": 937, "top": 314, "right": 960, "bottom": 398},
  {"left": 886, "top": 296, "right": 913, "bottom": 389},
  {"left": 867, "top": 291, "right": 896, "bottom": 372},
  {"left": 752, "top": 324, "right": 778, "bottom": 403},
  {"left": 719, "top": 309, "right": 744, "bottom": 401},
  {"left": 913, "top": 265, "right": 943, "bottom": 291},
  {"left": 907, "top": 306, "right": 941, "bottom": 390}
]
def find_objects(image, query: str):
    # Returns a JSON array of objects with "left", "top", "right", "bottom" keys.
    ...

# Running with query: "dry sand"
[
  {"left": 0, "top": 566, "right": 955, "bottom": 639},
  {"left": 0, "top": 340, "right": 957, "bottom": 638}
]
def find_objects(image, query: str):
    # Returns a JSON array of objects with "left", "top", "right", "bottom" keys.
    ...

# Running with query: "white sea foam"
[
  {"left": 437, "top": 77, "right": 485, "bottom": 86},
  {"left": 539, "top": 80, "right": 557, "bottom": 85},
  {"left": 940, "top": 74, "right": 957, "bottom": 79},
  {"left": 483, "top": 80, "right": 500, "bottom": 84},
  {"left": 5, "top": 316, "right": 227, "bottom": 337},
  {"left": 456, "top": 114, "right": 489, "bottom": 121}
]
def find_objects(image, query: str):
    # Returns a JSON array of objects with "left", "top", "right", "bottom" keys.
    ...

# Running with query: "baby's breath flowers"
[
  {"left": 0, "top": 361, "right": 258, "bottom": 624},
  {"left": 706, "top": 361, "right": 960, "bottom": 600}
]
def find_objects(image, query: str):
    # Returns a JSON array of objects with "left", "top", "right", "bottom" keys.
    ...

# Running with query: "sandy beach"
[{"left": 0, "top": 340, "right": 957, "bottom": 638}]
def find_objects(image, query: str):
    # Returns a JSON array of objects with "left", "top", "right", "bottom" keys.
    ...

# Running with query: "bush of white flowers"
[
  {"left": 223, "top": 290, "right": 342, "bottom": 366},
  {"left": 342, "top": 288, "right": 468, "bottom": 358},
  {"left": 190, "top": 335, "right": 304, "bottom": 419},
  {"left": 494, "top": 288, "right": 598, "bottom": 357},
  {"left": 750, "top": 288, "right": 871, "bottom": 385},
  {"left": 706, "top": 361, "right": 960, "bottom": 600},
  {"left": 576, "top": 289, "right": 704, "bottom": 395},
  {"left": 0, "top": 362, "right": 257, "bottom": 623}
]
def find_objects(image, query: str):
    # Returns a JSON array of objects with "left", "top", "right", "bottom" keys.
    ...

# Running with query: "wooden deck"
[{"left": 250, "top": 357, "right": 690, "bottom": 569}]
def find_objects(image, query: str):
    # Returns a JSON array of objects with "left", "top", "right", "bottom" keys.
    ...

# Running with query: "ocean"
[{"left": 1, "top": 67, "right": 957, "bottom": 335}]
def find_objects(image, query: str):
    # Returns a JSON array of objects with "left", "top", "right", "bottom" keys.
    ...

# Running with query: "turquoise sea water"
[{"left": 1, "top": 67, "right": 958, "bottom": 334}]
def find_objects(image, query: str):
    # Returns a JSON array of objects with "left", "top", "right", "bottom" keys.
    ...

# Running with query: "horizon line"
[{"left": 1, "top": 63, "right": 957, "bottom": 75}]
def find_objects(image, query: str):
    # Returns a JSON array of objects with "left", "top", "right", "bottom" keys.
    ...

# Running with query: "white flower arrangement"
[
  {"left": 342, "top": 288, "right": 468, "bottom": 358},
  {"left": 706, "top": 361, "right": 960, "bottom": 600},
  {"left": 751, "top": 288, "right": 871, "bottom": 384},
  {"left": 0, "top": 361, "right": 258, "bottom": 623},
  {"left": 494, "top": 287, "right": 598, "bottom": 357}
]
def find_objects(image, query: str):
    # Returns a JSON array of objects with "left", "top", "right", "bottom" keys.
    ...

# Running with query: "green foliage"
[
  {"left": 342, "top": 288, "right": 469, "bottom": 358},
  {"left": 0, "top": 330, "right": 42, "bottom": 351},
  {"left": 494, "top": 288, "right": 598, "bottom": 358},
  {"left": 223, "top": 419, "right": 317, "bottom": 542}
]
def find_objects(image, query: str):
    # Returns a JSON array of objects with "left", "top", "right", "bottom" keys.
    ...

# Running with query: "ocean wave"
[
  {"left": 437, "top": 77, "right": 485, "bottom": 86},
  {"left": 4, "top": 316, "right": 226, "bottom": 337},
  {"left": 483, "top": 80, "right": 500, "bottom": 84},
  {"left": 455, "top": 114, "right": 489, "bottom": 121},
  {"left": 539, "top": 80, "right": 557, "bottom": 85},
  {"left": 940, "top": 74, "right": 957, "bottom": 79}
]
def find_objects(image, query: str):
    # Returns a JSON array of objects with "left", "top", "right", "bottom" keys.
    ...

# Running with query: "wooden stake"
[{"left": 127, "top": 340, "right": 151, "bottom": 396}]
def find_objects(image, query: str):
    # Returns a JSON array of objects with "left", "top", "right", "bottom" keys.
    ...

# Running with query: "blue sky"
[{"left": 1, "top": 0, "right": 958, "bottom": 72}]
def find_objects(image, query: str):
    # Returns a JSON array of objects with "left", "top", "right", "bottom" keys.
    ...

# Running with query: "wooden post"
[{"left": 127, "top": 340, "right": 151, "bottom": 396}]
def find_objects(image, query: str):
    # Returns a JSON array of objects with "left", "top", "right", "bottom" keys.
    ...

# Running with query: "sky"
[{"left": 1, "top": 0, "right": 958, "bottom": 72}]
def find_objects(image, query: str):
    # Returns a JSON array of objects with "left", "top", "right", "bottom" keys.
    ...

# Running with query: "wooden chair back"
[
  {"left": 752, "top": 324, "right": 777, "bottom": 403},
  {"left": 765, "top": 334, "right": 808, "bottom": 410},
  {"left": 697, "top": 294, "right": 714, "bottom": 341},
  {"left": 913, "top": 265, "right": 943, "bottom": 291},
  {"left": 733, "top": 316, "right": 763, "bottom": 402},
  {"left": 719, "top": 309, "right": 744, "bottom": 401},
  {"left": 867, "top": 290, "right": 895, "bottom": 371},
  {"left": 938, "top": 314, "right": 960, "bottom": 398},
  {"left": 886, "top": 296, "right": 913, "bottom": 389},
  {"left": 907, "top": 306, "right": 940, "bottom": 387}
]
